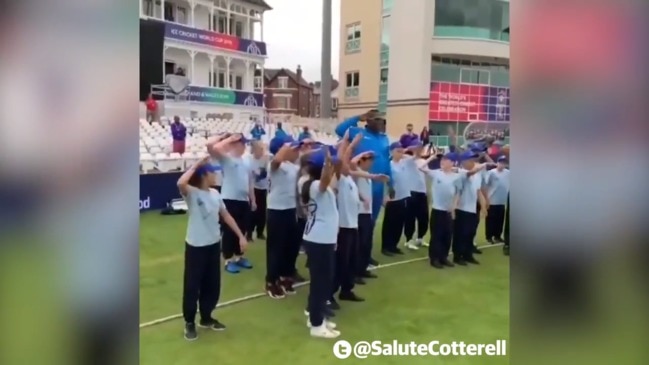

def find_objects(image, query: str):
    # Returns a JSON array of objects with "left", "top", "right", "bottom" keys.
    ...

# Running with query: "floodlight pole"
[{"left": 320, "top": 0, "right": 333, "bottom": 119}]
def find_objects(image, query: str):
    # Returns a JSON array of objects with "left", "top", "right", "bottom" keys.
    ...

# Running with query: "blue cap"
[
  {"left": 469, "top": 142, "right": 488, "bottom": 153},
  {"left": 389, "top": 142, "right": 403, "bottom": 151},
  {"left": 459, "top": 150, "right": 479, "bottom": 162},
  {"left": 497, "top": 155, "right": 508, "bottom": 163},
  {"left": 442, "top": 152, "right": 458, "bottom": 162},
  {"left": 195, "top": 164, "right": 219, "bottom": 176},
  {"left": 308, "top": 146, "right": 339, "bottom": 168},
  {"left": 269, "top": 136, "right": 302, "bottom": 155}
]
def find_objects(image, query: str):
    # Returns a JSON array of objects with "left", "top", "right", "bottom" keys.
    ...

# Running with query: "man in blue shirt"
[
  {"left": 335, "top": 110, "right": 392, "bottom": 224},
  {"left": 298, "top": 126, "right": 313, "bottom": 141},
  {"left": 249, "top": 122, "right": 266, "bottom": 140}
]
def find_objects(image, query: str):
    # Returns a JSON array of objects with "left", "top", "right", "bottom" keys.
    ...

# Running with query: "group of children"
[{"left": 176, "top": 126, "right": 510, "bottom": 341}]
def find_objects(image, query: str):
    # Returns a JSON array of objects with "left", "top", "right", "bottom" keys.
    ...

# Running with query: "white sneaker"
[
  {"left": 306, "top": 318, "right": 337, "bottom": 330},
  {"left": 405, "top": 240, "right": 419, "bottom": 250},
  {"left": 419, "top": 239, "right": 430, "bottom": 247},
  {"left": 310, "top": 324, "right": 340, "bottom": 338},
  {"left": 367, "top": 264, "right": 378, "bottom": 270}
]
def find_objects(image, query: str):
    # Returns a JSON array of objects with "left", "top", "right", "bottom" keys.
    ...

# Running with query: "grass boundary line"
[{"left": 139, "top": 243, "right": 504, "bottom": 329}]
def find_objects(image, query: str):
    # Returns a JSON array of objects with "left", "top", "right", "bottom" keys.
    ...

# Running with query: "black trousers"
[
  {"left": 221, "top": 199, "right": 250, "bottom": 259},
  {"left": 265, "top": 208, "right": 297, "bottom": 283},
  {"left": 486, "top": 204, "right": 506, "bottom": 240},
  {"left": 357, "top": 213, "right": 373, "bottom": 274},
  {"left": 404, "top": 191, "right": 429, "bottom": 241},
  {"left": 248, "top": 188, "right": 267, "bottom": 236},
  {"left": 297, "top": 217, "right": 308, "bottom": 270},
  {"left": 333, "top": 228, "right": 358, "bottom": 295},
  {"left": 504, "top": 195, "right": 510, "bottom": 246},
  {"left": 429, "top": 208, "right": 453, "bottom": 262},
  {"left": 452, "top": 210, "right": 478, "bottom": 260},
  {"left": 182, "top": 242, "right": 221, "bottom": 324},
  {"left": 305, "top": 241, "right": 335, "bottom": 327},
  {"left": 381, "top": 198, "right": 407, "bottom": 251}
]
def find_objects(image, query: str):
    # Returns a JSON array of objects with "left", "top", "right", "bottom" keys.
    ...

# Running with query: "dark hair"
[
  {"left": 188, "top": 170, "right": 203, "bottom": 188},
  {"left": 300, "top": 163, "right": 323, "bottom": 205}
]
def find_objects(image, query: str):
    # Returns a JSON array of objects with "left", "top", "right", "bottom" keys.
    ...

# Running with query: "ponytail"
[
  {"left": 301, "top": 163, "right": 323, "bottom": 205},
  {"left": 301, "top": 178, "right": 316, "bottom": 205}
]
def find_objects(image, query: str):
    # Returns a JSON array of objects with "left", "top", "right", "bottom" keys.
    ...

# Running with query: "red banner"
[{"left": 429, "top": 82, "right": 487, "bottom": 122}]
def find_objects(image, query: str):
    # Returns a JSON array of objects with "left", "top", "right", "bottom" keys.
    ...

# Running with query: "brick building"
[{"left": 262, "top": 65, "right": 315, "bottom": 117}]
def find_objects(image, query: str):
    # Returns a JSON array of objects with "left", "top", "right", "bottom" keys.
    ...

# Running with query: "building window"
[
  {"left": 254, "top": 76, "right": 262, "bottom": 92},
  {"left": 217, "top": 13, "right": 227, "bottom": 33},
  {"left": 433, "top": 0, "right": 510, "bottom": 42},
  {"left": 218, "top": 71, "right": 225, "bottom": 88},
  {"left": 235, "top": 75, "right": 243, "bottom": 90},
  {"left": 344, "top": 71, "right": 360, "bottom": 100},
  {"left": 345, "top": 23, "right": 362, "bottom": 54},
  {"left": 332, "top": 98, "right": 338, "bottom": 109},
  {"left": 275, "top": 95, "right": 291, "bottom": 109},
  {"left": 278, "top": 76, "right": 289, "bottom": 89},
  {"left": 209, "top": 72, "right": 217, "bottom": 87},
  {"left": 380, "top": 68, "right": 388, "bottom": 84},
  {"left": 235, "top": 21, "right": 244, "bottom": 37}
]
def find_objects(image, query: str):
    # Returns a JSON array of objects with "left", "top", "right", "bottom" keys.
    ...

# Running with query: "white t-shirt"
[
  {"left": 336, "top": 175, "right": 360, "bottom": 228},
  {"left": 300, "top": 179, "right": 339, "bottom": 244}
]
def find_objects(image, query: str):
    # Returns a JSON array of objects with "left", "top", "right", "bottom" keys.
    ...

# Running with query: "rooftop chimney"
[{"left": 296, "top": 65, "right": 302, "bottom": 80}]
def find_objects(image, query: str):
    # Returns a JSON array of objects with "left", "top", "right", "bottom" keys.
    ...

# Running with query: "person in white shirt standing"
[
  {"left": 299, "top": 147, "right": 341, "bottom": 339},
  {"left": 485, "top": 155, "right": 510, "bottom": 244},
  {"left": 208, "top": 134, "right": 257, "bottom": 274},
  {"left": 264, "top": 136, "right": 303, "bottom": 299},
  {"left": 381, "top": 142, "right": 412, "bottom": 256},
  {"left": 245, "top": 141, "right": 270, "bottom": 242},
  {"left": 402, "top": 139, "right": 430, "bottom": 250},
  {"left": 176, "top": 157, "right": 247, "bottom": 341},
  {"left": 331, "top": 133, "right": 365, "bottom": 306},
  {"left": 350, "top": 151, "right": 389, "bottom": 277}
]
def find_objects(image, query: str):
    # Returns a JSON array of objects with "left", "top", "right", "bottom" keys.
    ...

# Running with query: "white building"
[{"left": 140, "top": 0, "right": 271, "bottom": 121}]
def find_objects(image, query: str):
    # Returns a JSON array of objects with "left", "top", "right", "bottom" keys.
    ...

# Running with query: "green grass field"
[{"left": 140, "top": 212, "right": 509, "bottom": 365}]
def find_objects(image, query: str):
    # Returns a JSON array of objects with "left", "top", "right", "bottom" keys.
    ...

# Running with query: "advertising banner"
[
  {"left": 164, "top": 86, "right": 264, "bottom": 107},
  {"left": 165, "top": 23, "right": 267, "bottom": 56},
  {"left": 140, "top": 172, "right": 183, "bottom": 211},
  {"left": 429, "top": 82, "right": 510, "bottom": 122}
]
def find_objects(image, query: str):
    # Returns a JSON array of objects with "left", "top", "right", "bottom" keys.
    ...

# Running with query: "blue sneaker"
[
  {"left": 236, "top": 257, "right": 253, "bottom": 269},
  {"left": 225, "top": 261, "right": 240, "bottom": 274}
]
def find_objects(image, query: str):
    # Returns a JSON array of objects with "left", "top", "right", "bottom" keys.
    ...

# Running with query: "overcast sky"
[{"left": 261, "top": 0, "right": 341, "bottom": 83}]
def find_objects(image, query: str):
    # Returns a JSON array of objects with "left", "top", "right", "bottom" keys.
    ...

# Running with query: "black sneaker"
[
  {"left": 245, "top": 233, "right": 254, "bottom": 242},
  {"left": 494, "top": 237, "right": 505, "bottom": 244},
  {"left": 359, "top": 271, "right": 378, "bottom": 279},
  {"left": 257, "top": 233, "right": 266, "bottom": 240},
  {"left": 292, "top": 272, "right": 307, "bottom": 283},
  {"left": 503, "top": 245, "right": 510, "bottom": 256},
  {"left": 339, "top": 291, "right": 365, "bottom": 302},
  {"left": 453, "top": 258, "right": 468, "bottom": 266},
  {"left": 441, "top": 259, "right": 455, "bottom": 267},
  {"left": 430, "top": 260, "right": 444, "bottom": 269},
  {"left": 184, "top": 323, "right": 198, "bottom": 341},
  {"left": 354, "top": 277, "right": 367, "bottom": 285},
  {"left": 369, "top": 258, "right": 379, "bottom": 266},
  {"left": 389, "top": 248, "right": 405, "bottom": 255},
  {"left": 198, "top": 317, "right": 226, "bottom": 331},
  {"left": 466, "top": 257, "right": 480, "bottom": 265},
  {"left": 266, "top": 282, "right": 285, "bottom": 299},
  {"left": 486, "top": 238, "right": 495, "bottom": 245},
  {"left": 381, "top": 250, "right": 394, "bottom": 257},
  {"left": 472, "top": 246, "right": 483, "bottom": 255},
  {"left": 279, "top": 278, "right": 296, "bottom": 295},
  {"left": 327, "top": 298, "right": 341, "bottom": 310}
]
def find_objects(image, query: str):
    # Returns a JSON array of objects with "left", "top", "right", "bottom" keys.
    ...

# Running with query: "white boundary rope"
[{"left": 139, "top": 243, "right": 505, "bottom": 329}]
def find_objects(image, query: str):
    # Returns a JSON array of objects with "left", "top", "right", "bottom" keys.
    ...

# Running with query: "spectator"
[
  {"left": 399, "top": 123, "right": 418, "bottom": 147},
  {"left": 419, "top": 126, "right": 430, "bottom": 145},
  {"left": 274, "top": 122, "right": 288, "bottom": 139},
  {"left": 145, "top": 93, "right": 158, "bottom": 124},
  {"left": 298, "top": 126, "right": 312, "bottom": 141},
  {"left": 175, "top": 67, "right": 186, "bottom": 76},
  {"left": 250, "top": 122, "right": 266, "bottom": 141},
  {"left": 171, "top": 116, "right": 187, "bottom": 154}
]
